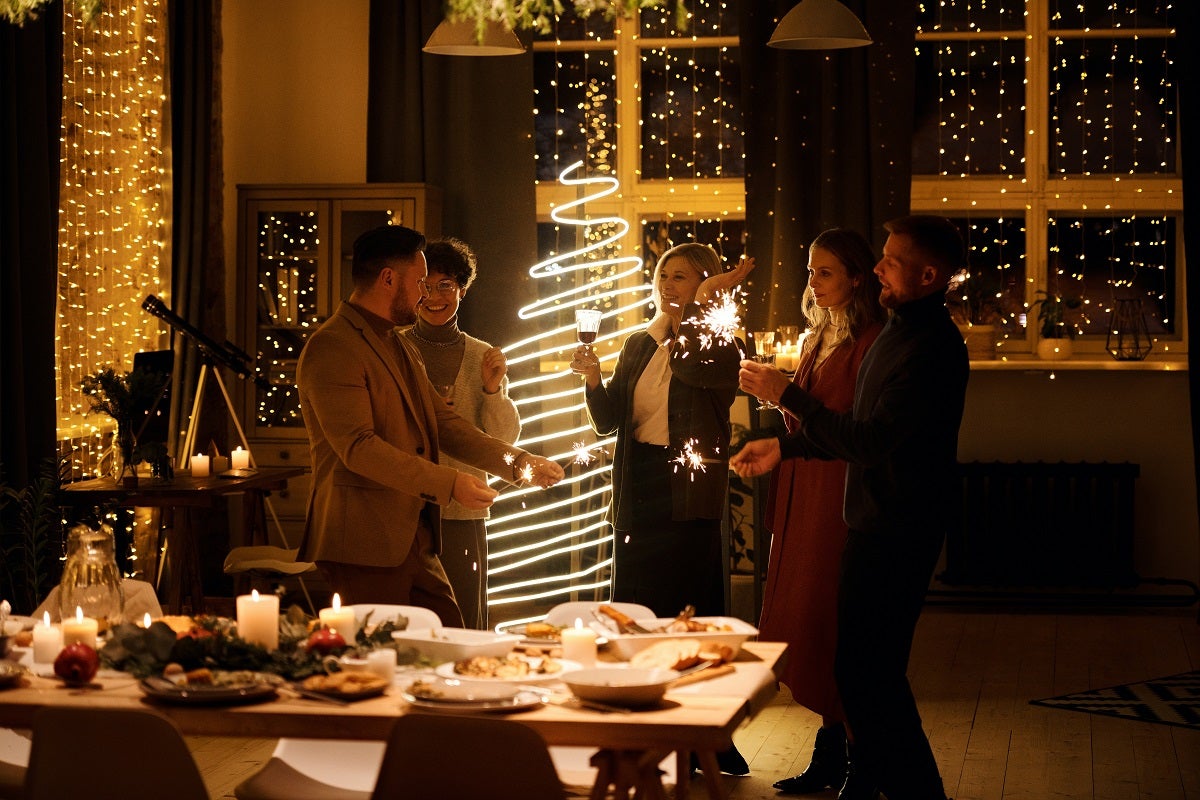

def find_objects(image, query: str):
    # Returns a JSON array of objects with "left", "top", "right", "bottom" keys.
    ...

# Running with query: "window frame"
[{"left": 910, "top": 3, "right": 1185, "bottom": 359}]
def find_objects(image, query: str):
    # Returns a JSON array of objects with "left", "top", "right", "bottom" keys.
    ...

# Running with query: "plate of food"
[
  {"left": 296, "top": 671, "right": 391, "bottom": 702},
  {"left": 0, "top": 662, "right": 25, "bottom": 689},
  {"left": 139, "top": 668, "right": 282, "bottom": 705},
  {"left": 505, "top": 621, "right": 609, "bottom": 649},
  {"left": 593, "top": 605, "right": 759, "bottom": 661},
  {"left": 401, "top": 678, "right": 543, "bottom": 714},
  {"left": 434, "top": 652, "right": 580, "bottom": 684}
]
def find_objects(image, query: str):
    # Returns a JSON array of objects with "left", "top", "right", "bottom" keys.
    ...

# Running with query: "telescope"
[{"left": 142, "top": 295, "right": 271, "bottom": 390}]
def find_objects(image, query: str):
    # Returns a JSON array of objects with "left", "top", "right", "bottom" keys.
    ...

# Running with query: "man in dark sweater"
[{"left": 733, "top": 215, "right": 968, "bottom": 800}]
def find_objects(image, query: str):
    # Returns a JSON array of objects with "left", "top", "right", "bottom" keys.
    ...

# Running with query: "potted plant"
[
  {"left": 79, "top": 366, "right": 170, "bottom": 486},
  {"left": 946, "top": 269, "right": 1004, "bottom": 360},
  {"left": 1031, "top": 290, "right": 1081, "bottom": 360}
]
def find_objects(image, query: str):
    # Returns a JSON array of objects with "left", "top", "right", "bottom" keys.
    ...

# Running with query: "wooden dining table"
[{"left": 0, "top": 640, "right": 786, "bottom": 799}]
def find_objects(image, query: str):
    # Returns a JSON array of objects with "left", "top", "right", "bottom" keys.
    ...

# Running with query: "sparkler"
[
  {"left": 672, "top": 439, "right": 708, "bottom": 481},
  {"left": 571, "top": 441, "right": 599, "bottom": 465}
]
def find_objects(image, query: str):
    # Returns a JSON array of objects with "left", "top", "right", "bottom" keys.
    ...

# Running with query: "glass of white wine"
[{"left": 750, "top": 330, "right": 778, "bottom": 411}]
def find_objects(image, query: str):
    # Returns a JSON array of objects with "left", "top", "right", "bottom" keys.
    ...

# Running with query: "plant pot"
[
  {"left": 957, "top": 324, "right": 996, "bottom": 360},
  {"left": 1037, "top": 338, "right": 1073, "bottom": 360}
]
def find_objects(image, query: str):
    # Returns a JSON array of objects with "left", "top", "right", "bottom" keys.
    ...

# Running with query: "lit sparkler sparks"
[
  {"left": 572, "top": 441, "right": 598, "bottom": 465},
  {"left": 672, "top": 439, "right": 708, "bottom": 480},
  {"left": 695, "top": 289, "right": 743, "bottom": 350}
]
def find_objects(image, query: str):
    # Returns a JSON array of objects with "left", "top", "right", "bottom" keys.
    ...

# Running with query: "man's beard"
[{"left": 391, "top": 293, "right": 417, "bottom": 326}]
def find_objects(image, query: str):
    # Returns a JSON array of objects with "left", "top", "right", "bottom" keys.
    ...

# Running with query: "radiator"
[{"left": 940, "top": 461, "right": 1140, "bottom": 590}]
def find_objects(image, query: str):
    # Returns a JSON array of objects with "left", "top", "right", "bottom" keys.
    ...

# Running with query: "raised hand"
[
  {"left": 481, "top": 346, "right": 507, "bottom": 394},
  {"left": 569, "top": 345, "right": 603, "bottom": 390},
  {"left": 695, "top": 255, "right": 757, "bottom": 305},
  {"left": 739, "top": 358, "right": 792, "bottom": 405}
]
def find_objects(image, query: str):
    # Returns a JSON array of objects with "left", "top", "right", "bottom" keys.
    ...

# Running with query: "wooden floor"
[{"left": 191, "top": 607, "right": 1200, "bottom": 799}]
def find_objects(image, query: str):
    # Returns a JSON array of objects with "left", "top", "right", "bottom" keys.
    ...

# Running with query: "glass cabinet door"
[{"left": 249, "top": 201, "right": 329, "bottom": 435}]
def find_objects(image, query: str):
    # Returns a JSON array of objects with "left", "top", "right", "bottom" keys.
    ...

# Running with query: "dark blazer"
[
  {"left": 296, "top": 302, "right": 521, "bottom": 567},
  {"left": 585, "top": 306, "right": 742, "bottom": 529}
]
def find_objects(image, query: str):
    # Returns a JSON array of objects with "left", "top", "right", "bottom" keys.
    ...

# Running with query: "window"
[{"left": 913, "top": 0, "right": 1182, "bottom": 357}]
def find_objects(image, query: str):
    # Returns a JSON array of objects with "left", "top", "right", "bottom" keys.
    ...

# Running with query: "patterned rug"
[{"left": 1030, "top": 670, "right": 1200, "bottom": 730}]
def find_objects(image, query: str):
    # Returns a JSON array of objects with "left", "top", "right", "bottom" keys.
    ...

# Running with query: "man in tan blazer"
[{"left": 297, "top": 224, "right": 563, "bottom": 626}]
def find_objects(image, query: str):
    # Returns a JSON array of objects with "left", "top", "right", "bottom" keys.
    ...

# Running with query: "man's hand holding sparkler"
[
  {"left": 694, "top": 255, "right": 756, "bottom": 305},
  {"left": 507, "top": 451, "right": 567, "bottom": 489},
  {"left": 729, "top": 437, "right": 783, "bottom": 479}
]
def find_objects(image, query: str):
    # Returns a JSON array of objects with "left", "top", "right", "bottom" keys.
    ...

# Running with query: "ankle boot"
[
  {"left": 773, "top": 724, "right": 848, "bottom": 794},
  {"left": 837, "top": 744, "right": 879, "bottom": 800}
]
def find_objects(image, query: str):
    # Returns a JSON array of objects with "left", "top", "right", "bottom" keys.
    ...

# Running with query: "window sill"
[{"left": 970, "top": 356, "right": 1187, "bottom": 371}]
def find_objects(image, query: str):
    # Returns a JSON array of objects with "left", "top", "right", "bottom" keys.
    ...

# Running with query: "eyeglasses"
[{"left": 419, "top": 279, "right": 460, "bottom": 296}]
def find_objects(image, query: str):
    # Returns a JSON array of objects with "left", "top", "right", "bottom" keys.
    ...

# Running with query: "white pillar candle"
[
  {"left": 559, "top": 618, "right": 598, "bottom": 667},
  {"left": 60, "top": 606, "right": 98, "bottom": 649},
  {"left": 318, "top": 593, "right": 358, "bottom": 643},
  {"left": 190, "top": 453, "right": 210, "bottom": 477},
  {"left": 236, "top": 589, "right": 280, "bottom": 651},
  {"left": 231, "top": 446, "right": 251, "bottom": 470},
  {"left": 32, "top": 611, "right": 63, "bottom": 663}
]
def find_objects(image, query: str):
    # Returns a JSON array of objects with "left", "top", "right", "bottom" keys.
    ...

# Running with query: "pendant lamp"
[
  {"left": 423, "top": 18, "right": 526, "bottom": 56},
  {"left": 767, "top": 0, "right": 872, "bottom": 50}
]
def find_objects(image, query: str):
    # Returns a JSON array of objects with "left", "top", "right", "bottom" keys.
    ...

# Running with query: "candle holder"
[{"left": 1106, "top": 299, "right": 1153, "bottom": 361}]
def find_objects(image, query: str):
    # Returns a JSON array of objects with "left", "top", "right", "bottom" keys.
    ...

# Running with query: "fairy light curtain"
[
  {"left": 738, "top": 0, "right": 916, "bottom": 333},
  {"left": 55, "top": 0, "right": 169, "bottom": 479}
]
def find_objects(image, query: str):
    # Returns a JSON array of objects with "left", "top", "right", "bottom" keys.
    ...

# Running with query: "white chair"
[
  {"left": 370, "top": 714, "right": 566, "bottom": 800},
  {"left": 346, "top": 603, "right": 441, "bottom": 633},
  {"left": 544, "top": 601, "right": 656, "bottom": 628},
  {"left": 223, "top": 546, "right": 317, "bottom": 614},
  {"left": 234, "top": 739, "right": 382, "bottom": 800},
  {"left": 234, "top": 603, "right": 444, "bottom": 800},
  {"left": 24, "top": 707, "right": 207, "bottom": 800},
  {"left": 0, "top": 727, "right": 29, "bottom": 800}
]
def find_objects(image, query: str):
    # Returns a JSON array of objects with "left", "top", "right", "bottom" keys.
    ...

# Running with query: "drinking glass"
[
  {"left": 750, "top": 331, "right": 779, "bottom": 411},
  {"left": 575, "top": 309, "right": 602, "bottom": 350}
]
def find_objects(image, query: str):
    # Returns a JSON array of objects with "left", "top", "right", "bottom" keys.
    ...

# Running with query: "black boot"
[
  {"left": 690, "top": 745, "right": 750, "bottom": 776},
  {"left": 773, "top": 724, "right": 848, "bottom": 794},
  {"left": 837, "top": 744, "right": 879, "bottom": 800}
]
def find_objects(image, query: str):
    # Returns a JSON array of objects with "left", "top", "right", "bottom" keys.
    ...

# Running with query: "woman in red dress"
[{"left": 740, "top": 228, "right": 885, "bottom": 797}]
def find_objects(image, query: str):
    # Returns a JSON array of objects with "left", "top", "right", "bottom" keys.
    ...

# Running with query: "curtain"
[
  {"left": 737, "top": 0, "right": 915, "bottom": 332},
  {"left": 0, "top": 3, "right": 62, "bottom": 486},
  {"left": 1180, "top": 4, "right": 1200, "bottom": 569},
  {"left": 167, "top": 0, "right": 228, "bottom": 461},
  {"left": 366, "top": 0, "right": 538, "bottom": 350}
]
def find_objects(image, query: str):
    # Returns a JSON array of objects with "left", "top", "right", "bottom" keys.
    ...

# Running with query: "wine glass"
[
  {"left": 433, "top": 383, "right": 455, "bottom": 407},
  {"left": 749, "top": 331, "right": 779, "bottom": 411},
  {"left": 575, "top": 309, "right": 602, "bottom": 351}
]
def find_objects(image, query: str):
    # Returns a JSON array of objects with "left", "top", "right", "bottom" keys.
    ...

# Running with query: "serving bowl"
[
  {"left": 562, "top": 667, "right": 679, "bottom": 708},
  {"left": 391, "top": 627, "right": 521, "bottom": 663},
  {"left": 599, "top": 616, "right": 758, "bottom": 661}
]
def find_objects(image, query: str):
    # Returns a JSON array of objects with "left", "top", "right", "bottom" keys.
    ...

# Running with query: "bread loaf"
[{"left": 629, "top": 639, "right": 703, "bottom": 671}]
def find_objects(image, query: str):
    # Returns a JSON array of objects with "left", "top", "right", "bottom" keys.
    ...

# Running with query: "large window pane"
[
  {"left": 913, "top": 39, "right": 1025, "bottom": 175},
  {"left": 944, "top": 217, "right": 1027, "bottom": 339},
  {"left": 640, "top": 46, "right": 744, "bottom": 180},
  {"left": 641, "top": 0, "right": 739, "bottom": 38},
  {"left": 534, "top": 50, "right": 617, "bottom": 181},
  {"left": 641, "top": 218, "right": 746, "bottom": 269},
  {"left": 917, "top": 1, "right": 1024, "bottom": 33},
  {"left": 1047, "top": 215, "right": 1175, "bottom": 336},
  {"left": 1050, "top": 0, "right": 1172, "bottom": 30},
  {"left": 1049, "top": 37, "right": 1177, "bottom": 175}
]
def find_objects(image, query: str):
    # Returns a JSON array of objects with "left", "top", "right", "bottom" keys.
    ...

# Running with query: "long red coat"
[{"left": 758, "top": 323, "right": 882, "bottom": 718}]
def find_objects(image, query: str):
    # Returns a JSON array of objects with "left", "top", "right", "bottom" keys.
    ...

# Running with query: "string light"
[{"left": 55, "top": 0, "right": 169, "bottom": 478}]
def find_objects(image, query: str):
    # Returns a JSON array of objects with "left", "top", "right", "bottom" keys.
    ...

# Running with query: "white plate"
[
  {"left": 401, "top": 690, "right": 544, "bottom": 714},
  {"left": 601, "top": 616, "right": 759, "bottom": 661},
  {"left": 434, "top": 658, "right": 581, "bottom": 684},
  {"left": 402, "top": 677, "right": 519, "bottom": 703},
  {"left": 562, "top": 667, "right": 680, "bottom": 707}
]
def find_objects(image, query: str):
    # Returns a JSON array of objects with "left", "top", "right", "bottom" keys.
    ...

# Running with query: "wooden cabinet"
[{"left": 235, "top": 183, "right": 441, "bottom": 543}]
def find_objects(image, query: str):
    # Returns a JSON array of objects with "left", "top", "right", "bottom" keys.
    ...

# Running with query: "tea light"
[
  {"left": 319, "top": 593, "right": 358, "bottom": 643},
  {"left": 231, "top": 446, "right": 251, "bottom": 470},
  {"left": 190, "top": 453, "right": 210, "bottom": 477},
  {"left": 560, "top": 618, "right": 597, "bottom": 667},
  {"left": 236, "top": 590, "right": 280, "bottom": 651},
  {"left": 61, "top": 606, "right": 98, "bottom": 649},
  {"left": 32, "top": 611, "right": 63, "bottom": 663}
]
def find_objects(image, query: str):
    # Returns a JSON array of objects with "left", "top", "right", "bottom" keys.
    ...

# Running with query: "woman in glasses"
[{"left": 399, "top": 237, "right": 520, "bottom": 629}]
